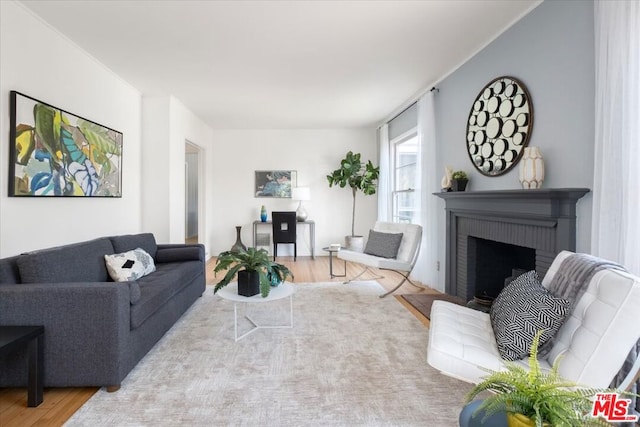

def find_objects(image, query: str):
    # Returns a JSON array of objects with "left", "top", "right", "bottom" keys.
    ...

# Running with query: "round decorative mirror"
[{"left": 466, "top": 76, "right": 533, "bottom": 176}]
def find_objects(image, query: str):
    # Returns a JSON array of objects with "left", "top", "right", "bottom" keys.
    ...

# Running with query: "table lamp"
[{"left": 291, "top": 186, "right": 311, "bottom": 222}]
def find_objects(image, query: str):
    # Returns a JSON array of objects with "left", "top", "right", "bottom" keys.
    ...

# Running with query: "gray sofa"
[{"left": 0, "top": 233, "right": 206, "bottom": 390}]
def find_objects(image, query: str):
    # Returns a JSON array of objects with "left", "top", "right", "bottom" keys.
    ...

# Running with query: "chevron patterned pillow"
[{"left": 490, "top": 270, "right": 571, "bottom": 361}]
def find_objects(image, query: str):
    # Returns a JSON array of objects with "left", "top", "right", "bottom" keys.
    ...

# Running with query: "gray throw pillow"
[
  {"left": 364, "top": 230, "right": 403, "bottom": 259},
  {"left": 490, "top": 270, "right": 571, "bottom": 361}
]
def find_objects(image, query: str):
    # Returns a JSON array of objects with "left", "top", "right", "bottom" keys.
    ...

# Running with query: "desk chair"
[{"left": 272, "top": 211, "right": 297, "bottom": 261}]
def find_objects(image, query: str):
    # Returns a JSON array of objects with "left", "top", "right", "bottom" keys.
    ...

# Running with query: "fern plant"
[
  {"left": 213, "top": 247, "right": 293, "bottom": 297},
  {"left": 465, "top": 331, "right": 623, "bottom": 427}
]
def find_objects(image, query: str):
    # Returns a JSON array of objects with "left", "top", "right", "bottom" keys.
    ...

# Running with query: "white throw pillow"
[{"left": 104, "top": 248, "right": 156, "bottom": 282}]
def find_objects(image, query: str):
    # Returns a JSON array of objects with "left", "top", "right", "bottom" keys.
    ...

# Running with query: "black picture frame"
[{"left": 9, "top": 91, "right": 123, "bottom": 197}]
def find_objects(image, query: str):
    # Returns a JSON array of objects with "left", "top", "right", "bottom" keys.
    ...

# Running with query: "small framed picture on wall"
[{"left": 254, "top": 170, "right": 295, "bottom": 198}]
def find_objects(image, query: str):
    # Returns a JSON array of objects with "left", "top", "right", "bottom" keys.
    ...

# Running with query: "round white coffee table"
[{"left": 215, "top": 282, "right": 294, "bottom": 341}]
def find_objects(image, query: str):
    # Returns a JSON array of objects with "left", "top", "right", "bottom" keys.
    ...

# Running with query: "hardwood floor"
[{"left": 1, "top": 256, "right": 438, "bottom": 426}]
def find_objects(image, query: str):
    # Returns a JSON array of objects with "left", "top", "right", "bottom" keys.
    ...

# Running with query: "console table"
[
  {"left": 253, "top": 220, "right": 315, "bottom": 259},
  {"left": 0, "top": 325, "right": 45, "bottom": 407}
]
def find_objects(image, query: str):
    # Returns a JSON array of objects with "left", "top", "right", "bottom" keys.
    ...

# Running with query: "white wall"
[
  {"left": 0, "top": 2, "right": 374, "bottom": 262},
  {"left": 141, "top": 97, "right": 171, "bottom": 242},
  {"left": 0, "top": 1, "right": 143, "bottom": 257},
  {"left": 207, "top": 129, "right": 377, "bottom": 256},
  {"left": 141, "top": 96, "right": 213, "bottom": 251}
]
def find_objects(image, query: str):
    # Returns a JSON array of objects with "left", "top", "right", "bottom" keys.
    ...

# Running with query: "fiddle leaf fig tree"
[{"left": 327, "top": 151, "right": 380, "bottom": 236}]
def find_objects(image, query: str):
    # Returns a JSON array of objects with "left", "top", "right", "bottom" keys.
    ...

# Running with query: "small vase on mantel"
[
  {"left": 230, "top": 226, "right": 247, "bottom": 253},
  {"left": 519, "top": 146, "right": 545, "bottom": 189},
  {"left": 260, "top": 205, "right": 267, "bottom": 222}
]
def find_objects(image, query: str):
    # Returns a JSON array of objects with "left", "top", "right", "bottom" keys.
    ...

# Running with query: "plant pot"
[
  {"left": 507, "top": 412, "right": 549, "bottom": 427},
  {"left": 451, "top": 178, "right": 468, "bottom": 191},
  {"left": 459, "top": 400, "right": 508, "bottom": 426},
  {"left": 237, "top": 270, "right": 260, "bottom": 297},
  {"left": 268, "top": 271, "right": 281, "bottom": 287},
  {"left": 345, "top": 235, "right": 364, "bottom": 252}
]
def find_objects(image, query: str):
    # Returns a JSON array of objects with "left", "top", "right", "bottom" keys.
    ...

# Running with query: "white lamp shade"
[{"left": 291, "top": 186, "right": 311, "bottom": 201}]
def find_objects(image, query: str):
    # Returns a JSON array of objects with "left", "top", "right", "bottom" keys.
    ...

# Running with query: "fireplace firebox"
[
  {"left": 435, "top": 188, "right": 589, "bottom": 302},
  {"left": 468, "top": 237, "right": 535, "bottom": 300}
]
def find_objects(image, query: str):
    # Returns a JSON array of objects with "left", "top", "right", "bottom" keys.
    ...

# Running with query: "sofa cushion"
[
  {"left": 17, "top": 237, "right": 114, "bottom": 283},
  {"left": 0, "top": 256, "right": 21, "bottom": 284},
  {"left": 110, "top": 233, "right": 158, "bottom": 259},
  {"left": 155, "top": 246, "right": 202, "bottom": 263},
  {"left": 490, "top": 270, "right": 571, "bottom": 361},
  {"left": 364, "top": 230, "right": 403, "bottom": 259},
  {"left": 338, "top": 249, "right": 413, "bottom": 271},
  {"left": 130, "top": 261, "right": 203, "bottom": 329},
  {"left": 105, "top": 248, "right": 156, "bottom": 282}
]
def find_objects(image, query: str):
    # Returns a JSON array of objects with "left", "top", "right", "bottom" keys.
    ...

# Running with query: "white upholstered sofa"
[{"left": 427, "top": 250, "right": 640, "bottom": 389}]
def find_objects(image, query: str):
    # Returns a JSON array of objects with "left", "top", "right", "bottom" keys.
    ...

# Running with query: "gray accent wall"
[{"left": 433, "top": 0, "right": 595, "bottom": 290}]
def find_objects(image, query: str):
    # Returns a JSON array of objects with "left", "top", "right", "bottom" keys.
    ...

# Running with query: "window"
[{"left": 391, "top": 131, "right": 418, "bottom": 223}]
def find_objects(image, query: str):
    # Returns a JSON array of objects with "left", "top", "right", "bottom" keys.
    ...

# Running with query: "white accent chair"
[
  {"left": 427, "top": 250, "right": 640, "bottom": 389},
  {"left": 337, "top": 221, "right": 423, "bottom": 298}
]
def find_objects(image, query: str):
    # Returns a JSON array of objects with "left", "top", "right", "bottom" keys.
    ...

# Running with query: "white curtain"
[
  {"left": 592, "top": 0, "right": 640, "bottom": 275},
  {"left": 412, "top": 92, "right": 439, "bottom": 287},
  {"left": 377, "top": 124, "right": 391, "bottom": 221}
]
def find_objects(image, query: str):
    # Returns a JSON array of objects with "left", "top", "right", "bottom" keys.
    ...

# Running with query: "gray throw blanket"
[
  {"left": 544, "top": 253, "right": 639, "bottom": 422},
  {"left": 539, "top": 253, "right": 624, "bottom": 357},
  {"left": 546, "top": 253, "right": 625, "bottom": 305}
]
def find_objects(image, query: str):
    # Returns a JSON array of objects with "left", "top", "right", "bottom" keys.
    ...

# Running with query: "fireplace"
[
  {"left": 435, "top": 188, "right": 589, "bottom": 301},
  {"left": 468, "top": 238, "right": 535, "bottom": 300}
]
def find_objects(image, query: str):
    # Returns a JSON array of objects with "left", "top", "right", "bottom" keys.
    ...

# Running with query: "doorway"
[{"left": 185, "top": 142, "right": 199, "bottom": 244}]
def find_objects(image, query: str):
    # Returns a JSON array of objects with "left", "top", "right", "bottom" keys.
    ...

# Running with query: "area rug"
[
  {"left": 400, "top": 293, "right": 466, "bottom": 320},
  {"left": 65, "top": 282, "right": 471, "bottom": 426}
]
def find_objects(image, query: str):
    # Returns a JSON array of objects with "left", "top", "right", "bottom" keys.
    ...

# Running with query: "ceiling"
[{"left": 20, "top": 0, "right": 541, "bottom": 129}]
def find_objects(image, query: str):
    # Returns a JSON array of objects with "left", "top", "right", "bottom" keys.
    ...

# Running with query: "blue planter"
[
  {"left": 459, "top": 400, "right": 508, "bottom": 427},
  {"left": 268, "top": 272, "right": 281, "bottom": 287}
]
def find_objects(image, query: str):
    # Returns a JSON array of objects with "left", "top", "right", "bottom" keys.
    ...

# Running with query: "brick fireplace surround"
[{"left": 435, "top": 188, "right": 590, "bottom": 301}]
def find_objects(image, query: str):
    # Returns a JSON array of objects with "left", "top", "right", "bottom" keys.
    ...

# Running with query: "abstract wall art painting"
[
  {"left": 254, "top": 170, "right": 293, "bottom": 198},
  {"left": 9, "top": 91, "right": 123, "bottom": 197}
]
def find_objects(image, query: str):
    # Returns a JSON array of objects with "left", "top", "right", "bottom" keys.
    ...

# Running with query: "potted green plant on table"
[
  {"left": 214, "top": 247, "right": 293, "bottom": 298},
  {"left": 451, "top": 170, "right": 469, "bottom": 191},
  {"left": 464, "top": 331, "right": 625, "bottom": 427},
  {"left": 326, "top": 151, "right": 380, "bottom": 251}
]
